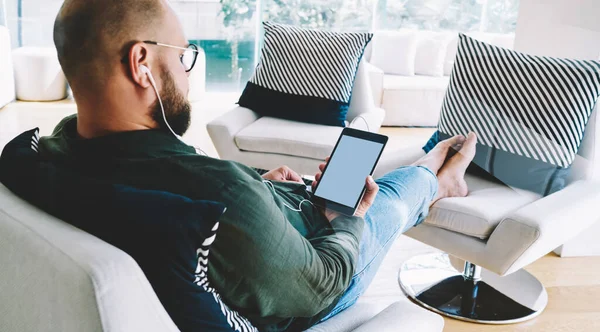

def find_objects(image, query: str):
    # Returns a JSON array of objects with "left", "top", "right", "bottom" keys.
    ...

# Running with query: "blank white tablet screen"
[{"left": 314, "top": 135, "right": 384, "bottom": 207}]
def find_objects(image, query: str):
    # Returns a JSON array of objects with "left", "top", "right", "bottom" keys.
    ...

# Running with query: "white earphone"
[
  {"left": 139, "top": 65, "right": 207, "bottom": 156},
  {"left": 262, "top": 180, "right": 315, "bottom": 212},
  {"left": 140, "top": 65, "right": 310, "bottom": 213}
]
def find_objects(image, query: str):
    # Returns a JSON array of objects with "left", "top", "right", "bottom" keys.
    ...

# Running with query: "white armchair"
[
  {"left": 393, "top": 1, "right": 600, "bottom": 324},
  {"left": 207, "top": 60, "right": 385, "bottom": 176}
]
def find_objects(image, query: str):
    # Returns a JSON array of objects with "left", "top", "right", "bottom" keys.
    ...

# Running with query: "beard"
[{"left": 150, "top": 67, "right": 192, "bottom": 136}]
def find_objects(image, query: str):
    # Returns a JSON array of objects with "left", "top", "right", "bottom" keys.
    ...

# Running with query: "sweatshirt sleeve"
[{"left": 207, "top": 180, "right": 365, "bottom": 321}]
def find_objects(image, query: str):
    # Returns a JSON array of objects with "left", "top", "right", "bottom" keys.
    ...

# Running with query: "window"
[
  {"left": 4, "top": 0, "right": 62, "bottom": 47},
  {"left": 1, "top": 0, "right": 7, "bottom": 26},
  {"left": 261, "top": 0, "right": 375, "bottom": 32},
  {"left": 4, "top": 0, "right": 519, "bottom": 92},
  {"left": 375, "top": 0, "right": 518, "bottom": 33}
]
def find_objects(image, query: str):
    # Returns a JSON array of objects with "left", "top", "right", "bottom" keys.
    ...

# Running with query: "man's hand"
[
  {"left": 262, "top": 166, "right": 304, "bottom": 184},
  {"left": 313, "top": 157, "right": 379, "bottom": 221}
]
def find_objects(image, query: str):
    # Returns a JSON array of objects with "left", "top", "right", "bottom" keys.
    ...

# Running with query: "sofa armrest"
[
  {"left": 364, "top": 61, "right": 384, "bottom": 107},
  {"left": 487, "top": 180, "right": 600, "bottom": 275},
  {"left": 352, "top": 301, "right": 444, "bottom": 332},
  {"left": 206, "top": 106, "right": 260, "bottom": 159},
  {"left": 348, "top": 108, "right": 385, "bottom": 133}
]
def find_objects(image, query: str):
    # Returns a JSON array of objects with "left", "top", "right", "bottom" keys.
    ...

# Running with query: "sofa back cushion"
[
  {"left": 415, "top": 31, "right": 453, "bottom": 77},
  {"left": 370, "top": 30, "right": 419, "bottom": 76}
]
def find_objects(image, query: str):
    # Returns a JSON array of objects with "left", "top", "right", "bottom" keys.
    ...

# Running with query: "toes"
[
  {"left": 442, "top": 135, "right": 466, "bottom": 148},
  {"left": 460, "top": 132, "right": 478, "bottom": 158},
  {"left": 446, "top": 133, "right": 477, "bottom": 169}
]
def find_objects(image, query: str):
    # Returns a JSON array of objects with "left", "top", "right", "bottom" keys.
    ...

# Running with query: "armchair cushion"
[
  {"left": 425, "top": 173, "right": 540, "bottom": 239},
  {"left": 238, "top": 22, "right": 372, "bottom": 127},
  {"left": 235, "top": 117, "right": 343, "bottom": 160},
  {"left": 430, "top": 34, "right": 600, "bottom": 196},
  {"left": 381, "top": 75, "right": 449, "bottom": 127}
]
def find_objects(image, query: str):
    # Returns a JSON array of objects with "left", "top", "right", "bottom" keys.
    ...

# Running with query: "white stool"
[{"left": 12, "top": 47, "right": 68, "bottom": 101}]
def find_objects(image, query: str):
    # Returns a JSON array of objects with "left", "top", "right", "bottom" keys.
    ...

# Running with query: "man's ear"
[{"left": 128, "top": 42, "right": 152, "bottom": 88}]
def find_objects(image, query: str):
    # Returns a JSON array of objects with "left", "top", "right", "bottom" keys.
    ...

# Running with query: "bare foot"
[
  {"left": 433, "top": 132, "right": 478, "bottom": 204},
  {"left": 412, "top": 135, "right": 465, "bottom": 174}
]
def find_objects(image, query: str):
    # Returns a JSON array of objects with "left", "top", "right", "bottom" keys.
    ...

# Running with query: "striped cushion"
[
  {"left": 238, "top": 22, "right": 372, "bottom": 127},
  {"left": 434, "top": 34, "right": 600, "bottom": 195}
]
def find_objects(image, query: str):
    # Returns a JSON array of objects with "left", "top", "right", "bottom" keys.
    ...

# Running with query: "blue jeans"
[{"left": 320, "top": 166, "right": 438, "bottom": 321}]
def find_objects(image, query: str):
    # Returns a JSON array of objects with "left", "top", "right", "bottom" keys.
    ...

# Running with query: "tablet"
[{"left": 312, "top": 128, "right": 388, "bottom": 216}]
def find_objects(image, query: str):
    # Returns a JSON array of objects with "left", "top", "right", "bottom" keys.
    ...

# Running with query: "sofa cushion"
[
  {"left": 425, "top": 173, "right": 541, "bottom": 239},
  {"left": 370, "top": 30, "right": 419, "bottom": 76},
  {"left": 415, "top": 31, "right": 453, "bottom": 77},
  {"left": 0, "top": 129, "right": 257, "bottom": 332},
  {"left": 235, "top": 117, "right": 343, "bottom": 160},
  {"left": 238, "top": 22, "right": 372, "bottom": 127},
  {"left": 381, "top": 75, "right": 449, "bottom": 126},
  {"left": 435, "top": 34, "right": 600, "bottom": 196}
]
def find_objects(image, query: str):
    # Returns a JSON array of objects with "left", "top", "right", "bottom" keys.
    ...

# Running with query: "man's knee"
[{"left": 375, "top": 166, "right": 438, "bottom": 200}]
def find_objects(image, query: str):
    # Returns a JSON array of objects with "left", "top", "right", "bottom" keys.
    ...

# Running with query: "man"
[{"left": 43, "top": 0, "right": 477, "bottom": 330}]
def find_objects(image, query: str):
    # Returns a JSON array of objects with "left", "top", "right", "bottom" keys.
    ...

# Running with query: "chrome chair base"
[{"left": 398, "top": 253, "right": 548, "bottom": 324}]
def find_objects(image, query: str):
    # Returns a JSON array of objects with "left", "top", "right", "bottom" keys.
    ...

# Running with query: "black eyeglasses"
[{"left": 122, "top": 41, "right": 200, "bottom": 72}]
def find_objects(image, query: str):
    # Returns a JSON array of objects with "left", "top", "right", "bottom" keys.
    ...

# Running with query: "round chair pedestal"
[{"left": 398, "top": 253, "right": 548, "bottom": 324}]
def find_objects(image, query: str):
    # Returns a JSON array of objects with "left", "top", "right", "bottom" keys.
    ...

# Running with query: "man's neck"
[{"left": 74, "top": 88, "right": 156, "bottom": 139}]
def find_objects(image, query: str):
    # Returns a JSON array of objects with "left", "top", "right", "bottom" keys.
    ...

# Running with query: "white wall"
[{"left": 514, "top": 0, "right": 600, "bottom": 59}]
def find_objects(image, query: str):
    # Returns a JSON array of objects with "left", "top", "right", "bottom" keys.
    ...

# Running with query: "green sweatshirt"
[{"left": 38, "top": 115, "right": 364, "bottom": 331}]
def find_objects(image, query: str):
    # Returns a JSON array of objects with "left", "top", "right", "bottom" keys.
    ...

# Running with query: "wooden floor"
[{"left": 440, "top": 253, "right": 600, "bottom": 332}]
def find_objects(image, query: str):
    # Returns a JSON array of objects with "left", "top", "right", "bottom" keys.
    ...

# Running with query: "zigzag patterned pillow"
[
  {"left": 428, "top": 34, "right": 600, "bottom": 195},
  {"left": 238, "top": 22, "right": 373, "bottom": 126}
]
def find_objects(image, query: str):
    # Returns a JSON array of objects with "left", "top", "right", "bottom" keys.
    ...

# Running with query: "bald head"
[
  {"left": 54, "top": 0, "right": 165, "bottom": 86},
  {"left": 53, "top": 0, "right": 193, "bottom": 139}
]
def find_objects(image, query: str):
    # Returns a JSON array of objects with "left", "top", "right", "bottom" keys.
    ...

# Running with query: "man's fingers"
[
  {"left": 282, "top": 166, "right": 303, "bottom": 183},
  {"left": 289, "top": 172, "right": 303, "bottom": 182},
  {"left": 362, "top": 176, "right": 379, "bottom": 206},
  {"left": 315, "top": 173, "right": 322, "bottom": 182},
  {"left": 319, "top": 163, "right": 326, "bottom": 172}
]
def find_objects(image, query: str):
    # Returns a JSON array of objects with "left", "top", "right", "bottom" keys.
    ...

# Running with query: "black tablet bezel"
[{"left": 312, "top": 127, "right": 388, "bottom": 216}]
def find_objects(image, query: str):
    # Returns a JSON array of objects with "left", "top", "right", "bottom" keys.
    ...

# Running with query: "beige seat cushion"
[
  {"left": 424, "top": 173, "right": 541, "bottom": 239},
  {"left": 235, "top": 117, "right": 343, "bottom": 160},
  {"left": 381, "top": 75, "right": 449, "bottom": 126}
]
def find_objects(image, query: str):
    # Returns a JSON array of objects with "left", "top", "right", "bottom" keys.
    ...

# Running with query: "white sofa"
[
  {"left": 208, "top": 60, "right": 386, "bottom": 176},
  {"left": 366, "top": 30, "right": 515, "bottom": 127}
]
